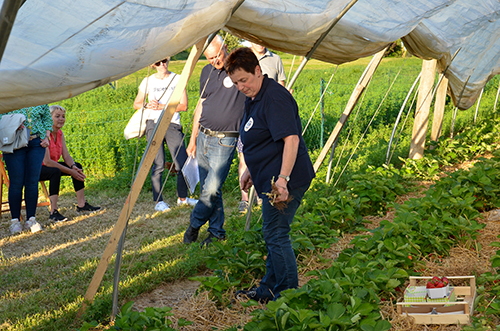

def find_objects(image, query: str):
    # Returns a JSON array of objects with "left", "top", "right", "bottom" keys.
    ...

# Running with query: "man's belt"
[
  {"left": 29, "top": 133, "right": 40, "bottom": 141},
  {"left": 199, "top": 125, "right": 239, "bottom": 138}
]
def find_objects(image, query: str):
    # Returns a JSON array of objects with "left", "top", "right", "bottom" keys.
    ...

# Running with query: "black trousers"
[{"left": 39, "top": 162, "right": 84, "bottom": 196}]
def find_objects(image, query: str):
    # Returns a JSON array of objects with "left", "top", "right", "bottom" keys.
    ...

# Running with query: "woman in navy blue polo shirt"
[{"left": 225, "top": 47, "right": 315, "bottom": 302}]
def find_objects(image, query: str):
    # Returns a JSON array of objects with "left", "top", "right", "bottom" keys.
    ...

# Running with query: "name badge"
[{"left": 244, "top": 117, "right": 254, "bottom": 131}]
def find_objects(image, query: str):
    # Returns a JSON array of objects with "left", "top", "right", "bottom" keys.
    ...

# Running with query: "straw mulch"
[{"left": 131, "top": 176, "right": 500, "bottom": 330}]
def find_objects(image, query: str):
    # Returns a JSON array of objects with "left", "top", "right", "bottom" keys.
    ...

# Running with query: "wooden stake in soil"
[
  {"left": 409, "top": 59, "right": 436, "bottom": 159},
  {"left": 430, "top": 74, "right": 448, "bottom": 145},
  {"left": 77, "top": 37, "right": 207, "bottom": 317}
]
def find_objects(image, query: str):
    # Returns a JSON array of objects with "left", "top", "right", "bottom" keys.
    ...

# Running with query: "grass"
[
  {"left": 1, "top": 54, "right": 499, "bottom": 330},
  {"left": 0, "top": 184, "right": 213, "bottom": 330}
]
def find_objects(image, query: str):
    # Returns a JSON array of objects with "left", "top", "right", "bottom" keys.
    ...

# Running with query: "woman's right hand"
[{"left": 72, "top": 167, "right": 86, "bottom": 182}]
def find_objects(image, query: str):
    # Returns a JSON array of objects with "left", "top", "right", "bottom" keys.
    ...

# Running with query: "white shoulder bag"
[{"left": 124, "top": 107, "right": 153, "bottom": 140}]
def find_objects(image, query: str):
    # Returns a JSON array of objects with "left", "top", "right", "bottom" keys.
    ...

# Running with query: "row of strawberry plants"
[
  {"left": 239, "top": 151, "right": 500, "bottom": 330},
  {"left": 97, "top": 115, "right": 500, "bottom": 330},
  {"left": 192, "top": 159, "right": 411, "bottom": 305},
  {"left": 401, "top": 117, "right": 500, "bottom": 180}
]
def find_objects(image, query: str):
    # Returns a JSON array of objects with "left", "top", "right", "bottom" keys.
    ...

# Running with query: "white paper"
[{"left": 181, "top": 156, "right": 199, "bottom": 195}]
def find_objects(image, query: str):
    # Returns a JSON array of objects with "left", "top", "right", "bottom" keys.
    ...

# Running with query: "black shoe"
[
  {"left": 200, "top": 232, "right": 225, "bottom": 248},
  {"left": 183, "top": 225, "right": 200, "bottom": 244},
  {"left": 49, "top": 209, "right": 68, "bottom": 222},
  {"left": 235, "top": 287, "right": 269, "bottom": 303},
  {"left": 76, "top": 202, "right": 101, "bottom": 212}
]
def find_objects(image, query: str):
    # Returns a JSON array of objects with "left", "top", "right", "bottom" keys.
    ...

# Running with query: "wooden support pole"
[
  {"left": 77, "top": 37, "right": 207, "bottom": 316},
  {"left": 409, "top": 59, "right": 436, "bottom": 159},
  {"left": 0, "top": 0, "right": 24, "bottom": 64},
  {"left": 430, "top": 75, "right": 448, "bottom": 143},
  {"left": 313, "top": 46, "right": 387, "bottom": 172}
]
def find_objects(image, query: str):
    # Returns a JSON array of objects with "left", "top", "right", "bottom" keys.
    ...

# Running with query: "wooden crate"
[{"left": 396, "top": 276, "right": 476, "bottom": 325}]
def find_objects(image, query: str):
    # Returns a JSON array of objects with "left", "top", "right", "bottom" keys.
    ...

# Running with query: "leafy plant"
[{"left": 113, "top": 301, "right": 192, "bottom": 331}]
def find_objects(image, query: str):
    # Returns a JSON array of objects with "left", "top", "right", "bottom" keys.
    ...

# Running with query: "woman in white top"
[{"left": 133, "top": 57, "right": 197, "bottom": 212}]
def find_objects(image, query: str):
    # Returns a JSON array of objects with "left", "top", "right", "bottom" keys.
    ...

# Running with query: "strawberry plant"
[
  {"left": 347, "top": 164, "right": 407, "bottom": 216},
  {"left": 400, "top": 156, "right": 440, "bottom": 180},
  {"left": 304, "top": 190, "right": 364, "bottom": 234},
  {"left": 196, "top": 214, "right": 338, "bottom": 304},
  {"left": 111, "top": 301, "right": 192, "bottom": 331}
]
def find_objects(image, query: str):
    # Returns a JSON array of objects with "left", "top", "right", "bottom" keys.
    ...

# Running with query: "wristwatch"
[{"left": 278, "top": 174, "right": 290, "bottom": 182}]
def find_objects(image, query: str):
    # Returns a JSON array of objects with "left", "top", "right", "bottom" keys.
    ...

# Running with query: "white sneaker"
[
  {"left": 24, "top": 217, "right": 42, "bottom": 233},
  {"left": 177, "top": 197, "right": 198, "bottom": 206},
  {"left": 10, "top": 218, "right": 22, "bottom": 235},
  {"left": 155, "top": 201, "right": 171, "bottom": 212}
]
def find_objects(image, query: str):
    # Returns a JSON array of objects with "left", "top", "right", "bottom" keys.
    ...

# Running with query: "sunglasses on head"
[{"left": 155, "top": 59, "right": 169, "bottom": 66}]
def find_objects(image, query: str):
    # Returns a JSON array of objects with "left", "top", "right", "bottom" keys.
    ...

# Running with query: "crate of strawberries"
[{"left": 426, "top": 276, "right": 450, "bottom": 299}]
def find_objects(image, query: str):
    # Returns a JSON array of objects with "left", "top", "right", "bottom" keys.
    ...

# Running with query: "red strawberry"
[
  {"left": 432, "top": 276, "right": 440, "bottom": 283},
  {"left": 442, "top": 277, "right": 449, "bottom": 285},
  {"left": 436, "top": 281, "right": 444, "bottom": 288},
  {"left": 427, "top": 281, "right": 435, "bottom": 288}
]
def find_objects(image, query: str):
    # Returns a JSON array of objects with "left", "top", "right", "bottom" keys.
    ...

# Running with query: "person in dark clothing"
[
  {"left": 183, "top": 35, "right": 246, "bottom": 247},
  {"left": 226, "top": 47, "right": 315, "bottom": 302}
]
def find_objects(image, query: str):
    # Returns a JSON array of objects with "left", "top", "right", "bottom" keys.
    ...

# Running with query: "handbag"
[
  {"left": 125, "top": 73, "right": 178, "bottom": 140},
  {"left": 124, "top": 107, "right": 153, "bottom": 140},
  {"left": 0, "top": 113, "right": 29, "bottom": 153}
]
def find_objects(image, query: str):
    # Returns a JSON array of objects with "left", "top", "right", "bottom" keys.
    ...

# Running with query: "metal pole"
[
  {"left": 320, "top": 78, "right": 325, "bottom": 147},
  {"left": 286, "top": 0, "right": 359, "bottom": 90},
  {"left": 474, "top": 88, "right": 484, "bottom": 124},
  {"left": 244, "top": 186, "right": 256, "bottom": 231},
  {"left": 451, "top": 74, "right": 472, "bottom": 138},
  {"left": 111, "top": 225, "right": 128, "bottom": 319},
  {"left": 326, "top": 138, "right": 338, "bottom": 184},
  {"left": 494, "top": 82, "right": 500, "bottom": 114},
  {"left": 450, "top": 106, "right": 458, "bottom": 139},
  {"left": 386, "top": 73, "right": 421, "bottom": 164},
  {"left": 0, "top": 0, "right": 24, "bottom": 64}
]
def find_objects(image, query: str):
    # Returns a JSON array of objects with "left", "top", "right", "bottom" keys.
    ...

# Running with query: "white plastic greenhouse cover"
[{"left": 0, "top": 0, "right": 499, "bottom": 112}]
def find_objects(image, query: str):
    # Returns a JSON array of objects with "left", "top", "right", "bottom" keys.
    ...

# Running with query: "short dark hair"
[{"left": 225, "top": 47, "right": 259, "bottom": 75}]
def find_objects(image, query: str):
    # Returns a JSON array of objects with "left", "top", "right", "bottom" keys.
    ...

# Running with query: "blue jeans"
[
  {"left": 3, "top": 138, "right": 46, "bottom": 219},
  {"left": 256, "top": 184, "right": 309, "bottom": 300},
  {"left": 146, "top": 121, "right": 189, "bottom": 202},
  {"left": 189, "top": 131, "right": 237, "bottom": 238}
]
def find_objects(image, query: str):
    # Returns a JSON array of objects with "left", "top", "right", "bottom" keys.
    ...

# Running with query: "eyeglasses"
[{"left": 154, "top": 59, "right": 169, "bottom": 66}]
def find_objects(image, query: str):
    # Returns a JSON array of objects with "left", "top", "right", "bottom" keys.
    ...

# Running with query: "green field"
[
  {"left": 1, "top": 55, "right": 500, "bottom": 330},
  {"left": 55, "top": 55, "right": 498, "bottom": 190}
]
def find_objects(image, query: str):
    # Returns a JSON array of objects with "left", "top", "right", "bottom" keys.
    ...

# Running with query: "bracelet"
[{"left": 71, "top": 163, "right": 77, "bottom": 169}]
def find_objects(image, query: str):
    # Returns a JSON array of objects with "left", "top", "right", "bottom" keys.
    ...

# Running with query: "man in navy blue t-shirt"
[
  {"left": 183, "top": 35, "right": 246, "bottom": 247},
  {"left": 225, "top": 47, "right": 315, "bottom": 302}
]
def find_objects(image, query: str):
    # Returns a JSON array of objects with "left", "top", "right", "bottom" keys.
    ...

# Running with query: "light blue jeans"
[{"left": 189, "top": 131, "right": 237, "bottom": 238}]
